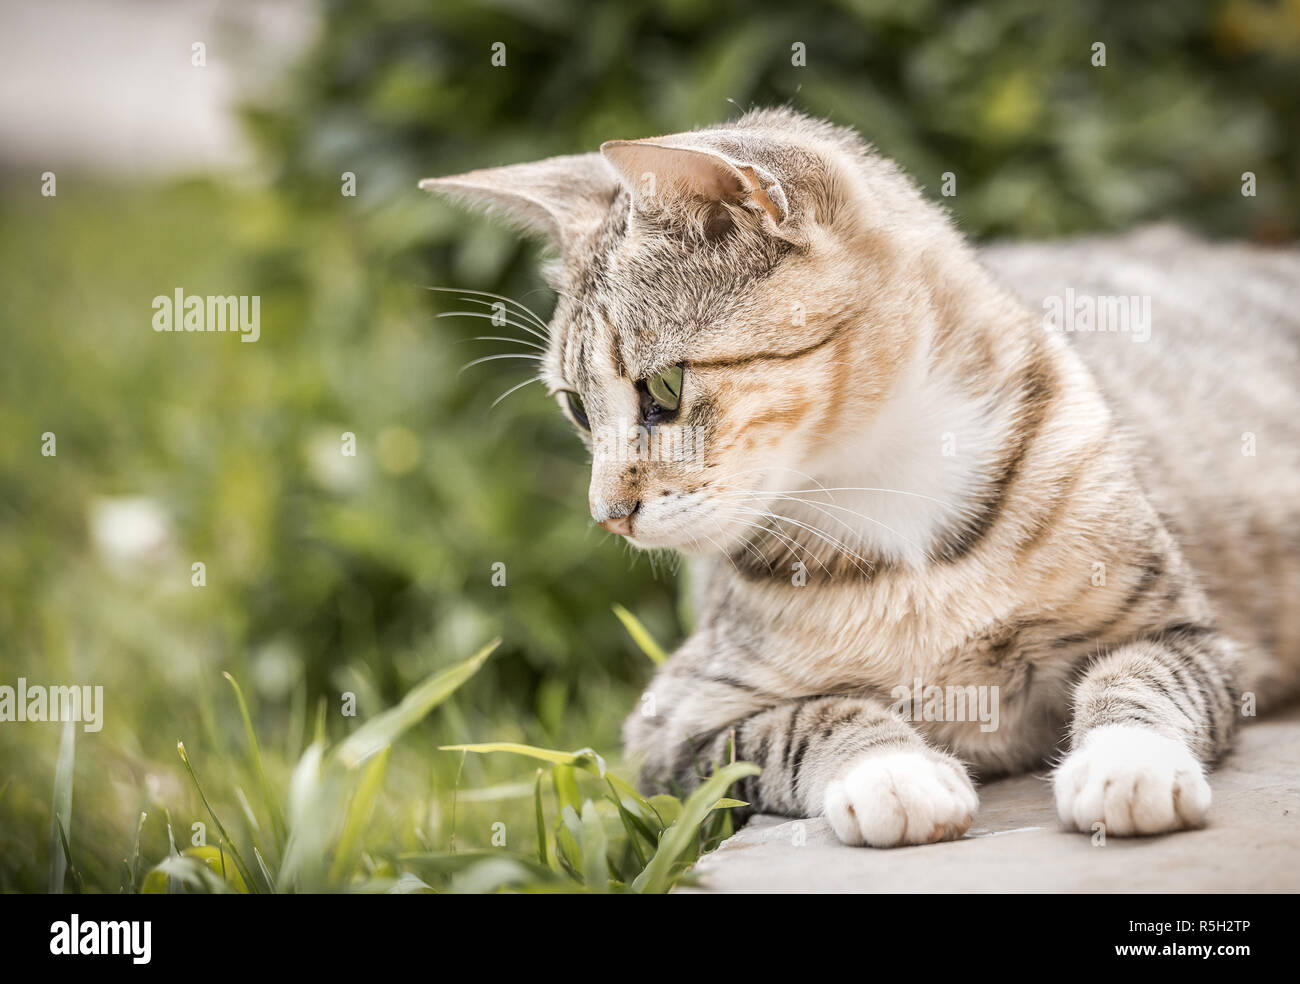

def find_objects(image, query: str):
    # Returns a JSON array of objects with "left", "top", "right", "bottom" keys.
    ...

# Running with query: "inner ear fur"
[{"left": 600, "top": 140, "right": 789, "bottom": 228}]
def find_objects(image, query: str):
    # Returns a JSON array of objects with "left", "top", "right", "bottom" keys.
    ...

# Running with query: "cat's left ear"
[
  {"left": 419, "top": 152, "right": 618, "bottom": 250},
  {"left": 600, "top": 140, "right": 789, "bottom": 229}
]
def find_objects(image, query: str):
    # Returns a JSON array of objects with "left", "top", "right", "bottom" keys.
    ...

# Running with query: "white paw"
[
  {"left": 823, "top": 750, "right": 978, "bottom": 848},
  {"left": 1054, "top": 725, "right": 1211, "bottom": 836}
]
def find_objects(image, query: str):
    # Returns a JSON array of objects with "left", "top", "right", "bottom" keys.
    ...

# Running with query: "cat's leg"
[
  {"left": 626, "top": 666, "right": 977, "bottom": 847},
  {"left": 1054, "top": 623, "right": 1241, "bottom": 836}
]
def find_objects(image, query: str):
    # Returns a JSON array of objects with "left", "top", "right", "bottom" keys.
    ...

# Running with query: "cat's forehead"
[{"left": 552, "top": 204, "right": 779, "bottom": 386}]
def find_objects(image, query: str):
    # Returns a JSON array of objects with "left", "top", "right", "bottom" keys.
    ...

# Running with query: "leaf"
[
  {"left": 223, "top": 672, "right": 287, "bottom": 846},
  {"left": 441, "top": 742, "right": 654, "bottom": 812},
  {"left": 441, "top": 741, "right": 602, "bottom": 771},
  {"left": 176, "top": 741, "right": 259, "bottom": 893},
  {"left": 632, "top": 762, "right": 759, "bottom": 894},
  {"left": 387, "top": 872, "right": 434, "bottom": 894},
  {"left": 55, "top": 816, "right": 82, "bottom": 894},
  {"left": 141, "top": 855, "right": 235, "bottom": 894},
  {"left": 162, "top": 809, "right": 181, "bottom": 895},
  {"left": 399, "top": 850, "right": 557, "bottom": 891},
  {"left": 252, "top": 847, "right": 276, "bottom": 894},
  {"left": 285, "top": 740, "right": 325, "bottom": 833},
  {"left": 184, "top": 845, "right": 248, "bottom": 893},
  {"left": 552, "top": 767, "right": 583, "bottom": 874},
  {"left": 533, "top": 769, "right": 549, "bottom": 868},
  {"left": 126, "top": 811, "right": 147, "bottom": 894},
  {"left": 48, "top": 717, "right": 75, "bottom": 893},
  {"left": 277, "top": 740, "right": 325, "bottom": 892},
  {"left": 648, "top": 794, "right": 682, "bottom": 828},
  {"left": 612, "top": 604, "right": 668, "bottom": 664},
  {"left": 605, "top": 779, "right": 651, "bottom": 869},
  {"left": 330, "top": 747, "right": 389, "bottom": 884},
  {"left": 337, "top": 638, "right": 498, "bottom": 768},
  {"left": 580, "top": 801, "right": 609, "bottom": 893}
]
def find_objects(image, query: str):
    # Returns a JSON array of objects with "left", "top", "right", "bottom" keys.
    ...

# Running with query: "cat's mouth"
[{"left": 608, "top": 493, "right": 746, "bottom": 556}]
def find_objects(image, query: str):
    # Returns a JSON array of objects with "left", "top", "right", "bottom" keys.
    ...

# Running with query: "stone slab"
[{"left": 680, "top": 711, "right": 1300, "bottom": 893}]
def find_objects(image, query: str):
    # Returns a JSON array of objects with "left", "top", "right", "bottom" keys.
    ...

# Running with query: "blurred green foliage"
[
  {"left": 253, "top": 0, "right": 1299, "bottom": 239},
  {"left": 1, "top": 0, "right": 1297, "bottom": 892}
]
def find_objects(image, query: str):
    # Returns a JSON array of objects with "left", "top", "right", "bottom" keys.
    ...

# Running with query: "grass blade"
[
  {"left": 337, "top": 638, "right": 499, "bottom": 768},
  {"left": 632, "top": 761, "right": 758, "bottom": 894},
  {"left": 606, "top": 778, "right": 651, "bottom": 870},
  {"left": 126, "top": 810, "right": 147, "bottom": 894},
  {"left": 330, "top": 747, "right": 389, "bottom": 885},
  {"left": 439, "top": 741, "right": 600, "bottom": 769},
  {"left": 439, "top": 741, "right": 656, "bottom": 814},
  {"left": 163, "top": 809, "right": 181, "bottom": 894},
  {"left": 579, "top": 801, "right": 609, "bottom": 893},
  {"left": 55, "top": 816, "right": 83, "bottom": 893},
  {"left": 142, "top": 855, "right": 235, "bottom": 894},
  {"left": 176, "top": 741, "right": 259, "bottom": 893},
  {"left": 252, "top": 847, "right": 276, "bottom": 894},
  {"left": 277, "top": 740, "right": 325, "bottom": 892},
  {"left": 48, "top": 717, "right": 75, "bottom": 893},
  {"left": 552, "top": 765, "right": 583, "bottom": 874},
  {"left": 533, "top": 769, "right": 549, "bottom": 868},
  {"left": 612, "top": 603, "right": 668, "bottom": 664},
  {"left": 223, "top": 671, "right": 287, "bottom": 846}
]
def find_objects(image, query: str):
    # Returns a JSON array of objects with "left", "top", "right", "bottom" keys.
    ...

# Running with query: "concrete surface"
[{"left": 681, "top": 711, "right": 1300, "bottom": 893}]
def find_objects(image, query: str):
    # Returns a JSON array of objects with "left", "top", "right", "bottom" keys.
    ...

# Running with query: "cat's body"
[
  {"left": 984, "top": 228, "right": 1300, "bottom": 710},
  {"left": 423, "top": 109, "right": 1300, "bottom": 846}
]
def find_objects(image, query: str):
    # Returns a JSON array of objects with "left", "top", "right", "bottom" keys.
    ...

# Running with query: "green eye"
[
  {"left": 564, "top": 390, "right": 590, "bottom": 431},
  {"left": 645, "top": 365, "right": 683, "bottom": 412}
]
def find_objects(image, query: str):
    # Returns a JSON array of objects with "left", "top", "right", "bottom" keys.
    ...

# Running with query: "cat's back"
[{"left": 981, "top": 226, "right": 1300, "bottom": 706}]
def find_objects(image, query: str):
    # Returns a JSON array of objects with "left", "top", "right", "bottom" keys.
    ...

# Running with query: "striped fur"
[{"left": 422, "top": 109, "right": 1300, "bottom": 846}]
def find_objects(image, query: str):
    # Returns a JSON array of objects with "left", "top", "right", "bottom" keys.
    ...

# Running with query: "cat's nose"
[{"left": 593, "top": 500, "right": 639, "bottom": 536}]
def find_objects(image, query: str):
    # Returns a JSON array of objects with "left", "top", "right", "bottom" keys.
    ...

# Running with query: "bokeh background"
[{"left": 1, "top": 0, "right": 1297, "bottom": 892}]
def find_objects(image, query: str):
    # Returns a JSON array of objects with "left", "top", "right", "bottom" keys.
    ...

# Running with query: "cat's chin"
[
  {"left": 625, "top": 532, "right": 722, "bottom": 556},
  {"left": 625, "top": 534, "right": 690, "bottom": 553}
]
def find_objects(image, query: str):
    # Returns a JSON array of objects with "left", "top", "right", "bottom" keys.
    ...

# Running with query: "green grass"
[
  {"left": 41, "top": 630, "right": 753, "bottom": 894},
  {"left": 0, "top": 177, "right": 697, "bottom": 893}
]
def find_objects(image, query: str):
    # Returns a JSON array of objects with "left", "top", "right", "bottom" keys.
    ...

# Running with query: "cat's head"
[{"left": 422, "top": 109, "right": 957, "bottom": 565}]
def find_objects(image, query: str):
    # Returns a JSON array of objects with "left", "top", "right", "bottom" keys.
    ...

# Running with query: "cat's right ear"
[
  {"left": 600, "top": 140, "right": 789, "bottom": 232},
  {"left": 419, "top": 152, "right": 618, "bottom": 250}
]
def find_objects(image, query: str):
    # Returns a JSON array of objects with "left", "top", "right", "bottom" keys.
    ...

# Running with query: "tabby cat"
[{"left": 422, "top": 109, "right": 1300, "bottom": 847}]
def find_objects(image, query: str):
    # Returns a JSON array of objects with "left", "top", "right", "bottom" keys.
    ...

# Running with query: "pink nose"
[
  {"left": 596, "top": 503, "right": 638, "bottom": 536},
  {"left": 599, "top": 513, "right": 634, "bottom": 536}
]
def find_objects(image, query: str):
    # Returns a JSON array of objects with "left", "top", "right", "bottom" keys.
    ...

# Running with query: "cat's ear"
[
  {"left": 600, "top": 140, "right": 788, "bottom": 228},
  {"left": 419, "top": 152, "right": 617, "bottom": 249}
]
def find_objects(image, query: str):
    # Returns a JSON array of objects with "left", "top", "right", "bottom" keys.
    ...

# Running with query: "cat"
[{"left": 421, "top": 108, "right": 1300, "bottom": 847}]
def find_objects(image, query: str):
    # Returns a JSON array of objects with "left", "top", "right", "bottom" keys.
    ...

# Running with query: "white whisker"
[
  {"left": 721, "top": 507, "right": 838, "bottom": 577},
  {"left": 436, "top": 308, "right": 550, "bottom": 346},
  {"left": 422, "top": 285, "right": 551, "bottom": 334},
  {"left": 469, "top": 335, "right": 545, "bottom": 351},
  {"left": 458, "top": 352, "right": 543, "bottom": 375},
  {"left": 491, "top": 375, "right": 544, "bottom": 408},
  {"left": 705, "top": 512, "right": 768, "bottom": 573},
  {"left": 718, "top": 489, "right": 934, "bottom": 561},
  {"left": 727, "top": 503, "right": 874, "bottom": 577}
]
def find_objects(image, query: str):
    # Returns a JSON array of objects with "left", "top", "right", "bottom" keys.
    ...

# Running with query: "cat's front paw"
[
  {"left": 823, "top": 750, "right": 978, "bottom": 848},
  {"left": 1054, "top": 724, "right": 1211, "bottom": 836}
]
